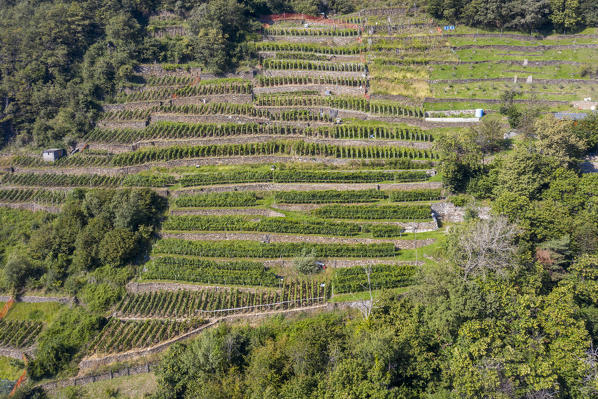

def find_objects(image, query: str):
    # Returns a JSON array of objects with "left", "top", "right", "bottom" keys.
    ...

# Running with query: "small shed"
[{"left": 42, "top": 148, "right": 66, "bottom": 162}]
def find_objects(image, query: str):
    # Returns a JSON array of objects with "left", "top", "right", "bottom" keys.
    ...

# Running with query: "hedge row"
[
  {"left": 110, "top": 141, "right": 437, "bottom": 166},
  {"left": 2, "top": 173, "right": 122, "bottom": 187},
  {"left": 264, "top": 27, "right": 359, "bottom": 36},
  {"left": 122, "top": 174, "right": 177, "bottom": 187},
  {"left": 86, "top": 122, "right": 431, "bottom": 144},
  {"left": 254, "top": 41, "right": 363, "bottom": 54},
  {"left": 144, "top": 75, "right": 194, "bottom": 86},
  {"left": 152, "top": 238, "right": 397, "bottom": 258},
  {"left": 257, "top": 75, "right": 366, "bottom": 87},
  {"left": 143, "top": 256, "right": 279, "bottom": 286},
  {"left": 157, "top": 103, "right": 270, "bottom": 118},
  {"left": 116, "top": 81, "right": 252, "bottom": 102},
  {"left": 85, "top": 123, "right": 304, "bottom": 144},
  {"left": 178, "top": 169, "right": 429, "bottom": 186},
  {"left": 263, "top": 58, "right": 364, "bottom": 72},
  {"left": 273, "top": 189, "right": 386, "bottom": 203},
  {"left": 333, "top": 264, "right": 417, "bottom": 293},
  {"left": 163, "top": 215, "right": 362, "bottom": 236},
  {"left": 0, "top": 189, "right": 67, "bottom": 205},
  {"left": 255, "top": 95, "right": 426, "bottom": 118},
  {"left": 314, "top": 204, "right": 431, "bottom": 220},
  {"left": 389, "top": 189, "right": 442, "bottom": 202},
  {"left": 101, "top": 109, "right": 151, "bottom": 121},
  {"left": 174, "top": 192, "right": 259, "bottom": 207},
  {"left": 273, "top": 189, "right": 442, "bottom": 203}
]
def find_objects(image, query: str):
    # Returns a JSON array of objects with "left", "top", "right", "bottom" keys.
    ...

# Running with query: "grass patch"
[
  {"left": 330, "top": 286, "right": 411, "bottom": 302},
  {"left": 49, "top": 372, "right": 158, "bottom": 399},
  {"left": 4, "top": 302, "right": 64, "bottom": 323},
  {"left": 0, "top": 356, "right": 24, "bottom": 381}
]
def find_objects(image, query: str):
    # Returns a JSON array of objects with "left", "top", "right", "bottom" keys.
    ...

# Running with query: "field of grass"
[
  {"left": 0, "top": 356, "right": 23, "bottom": 381},
  {"left": 431, "top": 81, "right": 598, "bottom": 101},
  {"left": 430, "top": 62, "right": 585, "bottom": 80},
  {"left": 4, "top": 302, "right": 64, "bottom": 323}
]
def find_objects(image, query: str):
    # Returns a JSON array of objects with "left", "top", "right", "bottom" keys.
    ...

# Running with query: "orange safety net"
[
  {"left": 0, "top": 298, "right": 14, "bottom": 319},
  {"left": 9, "top": 370, "right": 27, "bottom": 396},
  {"left": 9, "top": 355, "right": 28, "bottom": 396}
]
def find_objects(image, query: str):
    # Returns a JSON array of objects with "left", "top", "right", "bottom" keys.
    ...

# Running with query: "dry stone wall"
[
  {"left": 254, "top": 84, "right": 364, "bottom": 96},
  {"left": 263, "top": 35, "right": 358, "bottom": 46},
  {"left": 160, "top": 231, "right": 435, "bottom": 248},
  {"left": 172, "top": 182, "right": 442, "bottom": 196}
]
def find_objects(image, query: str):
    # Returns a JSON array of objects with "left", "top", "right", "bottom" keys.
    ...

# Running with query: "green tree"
[
  {"left": 550, "top": 0, "right": 581, "bottom": 32},
  {"left": 534, "top": 115, "right": 587, "bottom": 166},
  {"left": 494, "top": 145, "right": 557, "bottom": 200},
  {"left": 4, "top": 254, "right": 37, "bottom": 293},
  {"left": 98, "top": 228, "right": 138, "bottom": 266},
  {"left": 434, "top": 132, "right": 483, "bottom": 193}
]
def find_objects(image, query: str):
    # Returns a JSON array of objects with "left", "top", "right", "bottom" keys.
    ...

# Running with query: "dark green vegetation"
[
  {"left": 429, "top": 0, "right": 597, "bottom": 32},
  {"left": 0, "top": 189, "right": 166, "bottom": 381}
]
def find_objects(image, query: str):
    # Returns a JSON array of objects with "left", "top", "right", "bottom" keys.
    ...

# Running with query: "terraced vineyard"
[
  {"left": 114, "top": 282, "right": 330, "bottom": 318},
  {"left": 5, "top": 6, "right": 594, "bottom": 368},
  {"left": 0, "top": 320, "right": 43, "bottom": 349},
  {"left": 88, "top": 319, "right": 205, "bottom": 355}
]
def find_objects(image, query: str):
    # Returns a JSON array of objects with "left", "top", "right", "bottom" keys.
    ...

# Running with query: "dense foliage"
[
  {"left": 428, "top": 0, "right": 598, "bottom": 33},
  {"left": 153, "top": 238, "right": 398, "bottom": 257}
]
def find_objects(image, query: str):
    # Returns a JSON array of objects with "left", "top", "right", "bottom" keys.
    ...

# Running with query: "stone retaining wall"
[
  {"left": 150, "top": 26, "right": 187, "bottom": 38},
  {"left": 425, "top": 117, "right": 479, "bottom": 123},
  {"left": 172, "top": 181, "right": 442, "bottom": 196},
  {"left": 431, "top": 202, "right": 490, "bottom": 223},
  {"left": 258, "top": 51, "right": 361, "bottom": 62},
  {"left": 150, "top": 113, "right": 268, "bottom": 125},
  {"left": 135, "top": 64, "right": 201, "bottom": 77},
  {"left": 263, "top": 69, "right": 365, "bottom": 78},
  {"left": 102, "top": 94, "right": 253, "bottom": 112},
  {"left": 0, "top": 202, "right": 61, "bottom": 213},
  {"left": 98, "top": 120, "right": 148, "bottom": 130},
  {"left": 254, "top": 84, "right": 364, "bottom": 96},
  {"left": 264, "top": 35, "right": 359, "bottom": 46},
  {"left": 160, "top": 231, "right": 436, "bottom": 248},
  {"left": 127, "top": 281, "right": 260, "bottom": 294},
  {"left": 39, "top": 363, "right": 156, "bottom": 392},
  {"left": 263, "top": 258, "right": 423, "bottom": 268},
  {"left": 103, "top": 101, "right": 160, "bottom": 112},
  {"left": 169, "top": 208, "right": 285, "bottom": 217},
  {"left": 369, "top": 94, "right": 422, "bottom": 106},
  {"left": 0, "top": 347, "right": 32, "bottom": 360}
]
